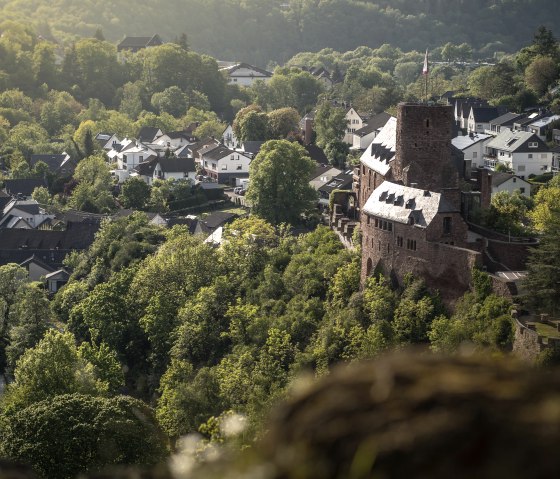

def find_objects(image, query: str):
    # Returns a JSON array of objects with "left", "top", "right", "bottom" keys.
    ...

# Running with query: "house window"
[
  {"left": 528, "top": 154, "right": 533, "bottom": 159},
  {"left": 518, "top": 165, "right": 526, "bottom": 172},
  {"left": 472, "top": 152, "right": 478, "bottom": 159},
  {"left": 236, "top": 165, "right": 242, "bottom": 170},
  {"left": 222, "top": 164, "right": 227, "bottom": 170},
  {"left": 212, "top": 163, "right": 217, "bottom": 169},
  {"left": 443, "top": 217, "right": 452, "bottom": 235},
  {"left": 529, "top": 142, "right": 538, "bottom": 148},
  {"left": 513, "top": 177, "right": 517, "bottom": 183},
  {"left": 204, "top": 161, "right": 208, "bottom": 167},
  {"left": 122, "top": 155, "right": 127, "bottom": 163},
  {"left": 397, "top": 236, "right": 403, "bottom": 247},
  {"left": 139, "top": 156, "right": 143, "bottom": 162},
  {"left": 520, "top": 187, "right": 526, "bottom": 194},
  {"left": 541, "top": 154, "right": 547, "bottom": 159}
]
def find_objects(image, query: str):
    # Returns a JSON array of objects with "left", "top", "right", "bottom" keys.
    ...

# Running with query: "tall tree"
[{"left": 246, "top": 140, "right": 317, "bottom": 224}]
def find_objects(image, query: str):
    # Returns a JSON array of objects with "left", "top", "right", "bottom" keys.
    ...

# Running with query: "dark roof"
[
  {"left": 223, "top": 63, "right": 273, "bottom": 78},
  {"left": 19, "top": 254, "right": 55, "bottom": 273},
  {"left": 304, "top": 144, "right": 329, "bottom": 164},
  {"left": 158, "top": 157, "right": 196, "bottom": 173},
  {"left": 471, "top": 106, "right": 506, "bottom": 123},
  {"left": 311, "top": 164, "right": 334, "bottom": 180},
  {"left": 188, "top": 138, "right": 221, "bottom": 156},
  {"left": 487, "top": 130, "right": 549, "bottom": 153},
  {"left": 54, "top": 209, "right": 107, "bottom": 224},
  {"left": 117, "top": 34, "right": 163, "bottom": 50},
  {"left": 3, "top": 178, "right": 48, "bottom": 197},
  {"left": 137, "top": 126, "right": 161, "bottom": 143},
  {"left": 203, "top": 145, "right": 236, "bottom": 161},
  {"left": 318, "top": 170, "right": 354, "bottom": 196},
  {"left": 30, "top": 154, "right": 73, "bottom": 173},
  {"left": 491, "top": 172, "right": 530, "bottom": 187},
  {"left": 490, "top": 112, "right": 525, "bottom": 127},
  {"left": 167, "top": 131, "right": 192, "bottom": 140},
  {"left": 242, "top": 141, "right": 265, "bottom": 156},
  {"left": 199, "top": 211, "right": 237, "bottom": 230},
  {"left": 112, "top": 209, "right": 161, "bottom": 221},
  {"left": 135, "top": 158, "right": 158, "bottom": 177},
  {"left": 356, "top": 112, "right": 392, "bottom": 136},
  {"left": 4, "top": 200, "right": 41, "bottom": 215}
]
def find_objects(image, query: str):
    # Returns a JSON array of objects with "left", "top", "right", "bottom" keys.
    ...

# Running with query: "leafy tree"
[
  {"left": 533, "top": 26, "right": 559, "bottom": 57},
  {"left": 530, "top": 177, "right": 560, "bottom": 232},
  {"left": 194, "top": 119, "right": 227, "bottom": 140},
  {"left": 151, "top": 86, "right": 188, "bottom": 117},
  {"left": 246, "top": 139, "right": 317, "bottom": 224},
  {"left": 31, "top": 186, "right": 51, "bottom": 205},
  {"left": 481, "top": 190, "right": 531, "bottom": 236},
  {"left": 0, "top": 394, "right": 167, "bottom": 479},
  {"left": 267, "top": 107, "right": 300, "bottom": 139},
  {"left": 524, "top": 211, "right": 560, "bottom": 315},
  {"left": 525, "top": 56, "right": 559, "bottom": 96},
  {"left": 68, "top": 154, "right": 115, "bottom": 212},
  {"left": 2, "top": 330, "right": 108, "bottom": 413},
  {"left": 236, "top": 109, "right": 269, "bottom": 141},
  {"left": 119, "top": 177, "right": 150, "bottom": 209},
  {"left": 467, "top": 63, "right": 517, "bottom": 100},
  {"left": 314, "top": 102, "right": 347, "bottom": 148}
]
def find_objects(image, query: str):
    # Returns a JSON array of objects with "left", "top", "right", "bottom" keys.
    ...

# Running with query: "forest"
[{"left": 0, "top": 0, "right": 558, "bottom": 65}]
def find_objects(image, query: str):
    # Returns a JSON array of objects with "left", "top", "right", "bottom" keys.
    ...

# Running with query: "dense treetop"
[{"left": 0, "top": 0, "right": 558, "bottom": 65}]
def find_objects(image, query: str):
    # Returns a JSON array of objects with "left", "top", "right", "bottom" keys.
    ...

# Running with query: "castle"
[{"left": 333, "top": 102, "right": 536, "bottom": 302}]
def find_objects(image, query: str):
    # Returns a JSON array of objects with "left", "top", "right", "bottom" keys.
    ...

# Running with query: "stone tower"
[{"left": 391, "top": 103, "right": 458, "bottom": 191}]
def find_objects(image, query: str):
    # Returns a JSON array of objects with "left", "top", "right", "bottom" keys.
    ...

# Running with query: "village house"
[
  {"left": 467, "top": 106, "right": 507, "bottom": 134},
  {"left": 30, "top": 152, "right": 75, "bottom": 177},
  {"left": 491, "top": 172, "right": 531, "bottom": 198},
  {"left": 485, "top": 130, "right": 552, "bottom": 178},
  {"left": 486, "top": 112, "right": 526, "bottom": 136},
  {"left": 220, "top": 63, "right": 273, "bottom": 87},
  {"left": 452, "top": 132, "right": 493, "bottom": 169},
  {"left": 344, "top": 106, "right": 367, "bottom": 144},
  {"left": 351, "top": 112, "right": 393, "bottom": 151},
  {"left": 200, "top": 144, "right": 252, "bottom": 185},
  {"left": 132, "top": 157, "right": 197, "bottom": 185},
  {"left": 0, "top": 199, "right": 54, "bottom": 229},
  {"left": 95, "top": 132, "right": 120, "bottom": 151},
  {"left": 117, "top": 34, "right": 164, "bottom": 53}
]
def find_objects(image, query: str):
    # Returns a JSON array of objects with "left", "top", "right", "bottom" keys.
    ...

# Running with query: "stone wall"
[{"left": 393, "top": 103, "right": 458, "bottom": 191}]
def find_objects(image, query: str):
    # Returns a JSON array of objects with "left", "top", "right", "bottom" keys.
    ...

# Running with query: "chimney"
[{"left": 304, "top": 118, "right": 313, "bottom": 145}]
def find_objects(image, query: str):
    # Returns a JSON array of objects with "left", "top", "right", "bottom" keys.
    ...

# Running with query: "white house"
[
  {"left": 352, "top": 112, "right": 392, "bottom": 150},
  {"left": 95, "top": 132, "right": 120, "bottom": 151},
  {"left": 0, "top": 200, "right": 54, "bottom": 229},
  {"left": 527, "top": 115, "right": 560, "bottom": 140},
  {"left": 467, "top": 106, "right": 505, "bottom": 134},
  {"left": 201, "top": 145, "right": 252, "bottom": 185},
  {"left": 115, "top": 140, "right": 158, "bottom": 172},
  {"left": 222, "top": 125, "right": 238, "bottom": 148},
  {"left": 452, "top": 133, "right": 493, "bottom": 169},
  {"left": 485, "top": 130, "right": 552, "bottom": 178},
  {"left": 344, "top": 107, "right": 366, "bottom": 144},
  {"left": 133, "top": 157, "right": 197, "bottom": 185},
  {"left": 491, "top": 172, "right": 531, "bottom": 198},
  {"left": 220, "top": 63, "right": 273, "bottom": 87},
  {"left": 310, "top": 165, "right": 343, "bottom": 190}
]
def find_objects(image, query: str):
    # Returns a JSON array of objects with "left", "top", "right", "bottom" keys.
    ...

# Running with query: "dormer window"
[{"left": 529, "top": 142, "right": 538, "bottom": 148}]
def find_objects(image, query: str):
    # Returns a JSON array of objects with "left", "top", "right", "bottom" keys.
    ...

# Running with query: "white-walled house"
[
  {"left": 0, "top": 200, "right": 54, "bottom": 229},
  {"left": 467, "top": 106, "right": 505, "bottom": 134},
  {"left": 115, "top": 141, "right": 158, "bottom": 171},
  {"left": 452, "top": 133, "right": 493, "bottom": 169},
  {"left": 95, "top": 132, "right": 120, "bottom": 151},
  {"left": 485, "top": 130, "right": 552, "bottom": 178},
  {"left": 491, "top": 172, "right": 531, "bottom": 198},
  {"left": 222, "top": 125, "right": 238, "bottom": 148},
  {"left": 344, "top": 107, "right": 366, "bottom": 144},
  {"left": 220, "top": 63, "right": 273, "bottom": 87},
  {"left": 133, "top": 157, "right": 197, "bottom": 185},
  {"left": 201, "top": 145, "right": 252, "bottom": 185},
  {"left": 351, "top": 112, "right": 392, "bottom": 150}
]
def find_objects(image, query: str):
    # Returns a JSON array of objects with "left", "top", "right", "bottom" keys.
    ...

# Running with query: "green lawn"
[{"left": 533, "top": 322, "right": 560, "bottom": 339}]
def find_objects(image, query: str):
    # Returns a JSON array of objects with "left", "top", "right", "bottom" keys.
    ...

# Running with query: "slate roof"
[
  {"left": 135, "top": 158, "right": 158, "bottom": 177},
  {"left": 360, "top": 112, "right": 392, "bottom": 134},
  {"left": 491, "top": 172, "right": 528, "bottom": 187},
  {"left": 470, "top": 106, "right": 506, "bottom": 123},
  {"left": 305, "top": 144, "right": 329, "bottom": 164},
  {"left": 360, "top": 117, "right": 397, "bottom": 176},
  {"left": 221, "top": 63, "right": 273, "bottom": 78},
  {"left": 318, "top": 170, "right": 354, "bottom": 196},
  {"left": 241, "top": 141, "right": 265, "bottom": 156},
  {"left": 19, "top": 254, "right": 55, "bottom": 273},
  {"left": 486, "top": 130, "right": 548, "bottom": 153},
  {"left": 451, "top": 133, "right": 492, "bottom": 150},
  {"left": 3, "top": 199, "right": 41, "bottom": 216},
  {"left": 117, "top": 34, "right": 163, "bottom": 50},
  {"left": 4, "top": 178, "right": 47, "bottom": 196},
  {"left": 29, "top": 153, "right": 73, "bottom": 174},
  {"left": 203, "top": 145, "right": 236, "bottom": 161},
  {"left": 362, "top": 181, "right": 457, "bottom": 228},
  {"left": 137, "top": 127, "right": 161, "bottom": 143},
  {"left": 158, "top": 157, "right": 196, "bottom": 173},
  {"left": 489, "top": 112, "right": 525, "bottom": 127},
  {"left": 197, "top": 211, "right": 237, "bottom": 233}
]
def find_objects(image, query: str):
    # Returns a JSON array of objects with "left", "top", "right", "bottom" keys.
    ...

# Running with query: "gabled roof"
[
  {"left": 3, "top": 199, "right": 41, "bottom": 216},
  {"left": 363, "top": 181, "right": 457, "bottom": 227},
  {"left": 3, "top": 178, "right": 47, "bottom": 197},
  {"left": 356, "top": 112, "right": 393, "bottom": 136},
  {"left": 203, "top": 145, "right": 238, "bottom": 161},
  {"left": 470, "top": 106, "right": 506, "bottom": 123},
  {"left": 486, "top": 130, "right": 549, "bottom": 153},
  {"left": 45, "top": 269, "right": 70, "bottom": 281},
  {"left": 451, "top": 133, "right": 492, "bottom": 151},
  {"left": 30, "top": 153, "right": 72, "bottom": 173},
  {"left": 490, "top": 112, "right": 525, "bottom": 127},
  {"left": 137, "top": 127, "right": 162, "bottom": 143},
  {"left": 19, "top": 254, "right": 55, "bottom": 273},
  {"left": 305, "top": 144, "right": 329, "bottom": 164},
  {"left": 360, "top": 117, "right": 397, "bottom": 176},
  {"left": 491, "top": 172, "right": 530, "bottom": 187},
  {"left": 221, "top": 63, "right": 273, "bottom": 78},
  {"left": 117, "top": 34, "right": 163, "bottom": 49},
  {"left": 157, "top": 157, "right": 196, "bottom": 173},
  {"left": 241, "top": 141, "right": 265, "bottom": 156},
  {"left": 167, "top": 131, "right": 194, "bottom": 140},
  {"left": 199, "top": 211, "right": 237, "bottom": 230},
  {"left": 135, "top": 157, "right": 158, "bottom": 177},
  {"left": 318, "top": 170, "right": 354, "bottom": 195}
]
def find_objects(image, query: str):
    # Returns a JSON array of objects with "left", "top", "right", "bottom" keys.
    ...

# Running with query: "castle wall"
[{"left": 361, "top": 215, "right": 481, "bottom": 301}]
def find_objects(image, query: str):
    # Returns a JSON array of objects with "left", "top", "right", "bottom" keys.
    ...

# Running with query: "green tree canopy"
[{"left": 246, "top": 140, "right": 317, "bottom": 225}]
